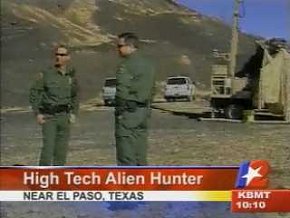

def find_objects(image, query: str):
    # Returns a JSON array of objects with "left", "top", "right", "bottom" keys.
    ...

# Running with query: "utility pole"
[{"left": 229, "top": 0, "right": 242, "bottom": 78}]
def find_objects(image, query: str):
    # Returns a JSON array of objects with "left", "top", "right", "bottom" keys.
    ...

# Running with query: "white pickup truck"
[
  {"left": 102, "top": 78, "right": 116, "bottom": 106},
  {"left": 164, "top": 76, "right": 195, "bottom": 102}
]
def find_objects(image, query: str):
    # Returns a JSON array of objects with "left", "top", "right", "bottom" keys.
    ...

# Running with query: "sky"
[{"left": 177, "top": 0, "right": 290, "bottom": 40}]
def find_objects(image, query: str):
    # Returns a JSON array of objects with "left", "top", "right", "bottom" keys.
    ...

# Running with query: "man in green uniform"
[
  {"left": 29, "top": 45, "right": 79, "bottom": 166},
  {"left": 115, "top": 32, "right": 155, "bottom": 166}
]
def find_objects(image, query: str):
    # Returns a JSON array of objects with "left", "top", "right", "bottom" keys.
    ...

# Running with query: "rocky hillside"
[{"left": 1, "top": 0, "right": 257, "bottom": 106}]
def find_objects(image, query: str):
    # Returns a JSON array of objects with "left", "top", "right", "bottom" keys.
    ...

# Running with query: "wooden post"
[{"left": 284, "top": 50, "right": 290, "bottom": 122}]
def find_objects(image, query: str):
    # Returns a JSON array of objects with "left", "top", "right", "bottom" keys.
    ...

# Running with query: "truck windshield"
[
  {"left": 167, "top": 78, "right": 186, "bottom": 85},
  {"left": 105, "top": 79, "right": 116, "bottom": 87}
]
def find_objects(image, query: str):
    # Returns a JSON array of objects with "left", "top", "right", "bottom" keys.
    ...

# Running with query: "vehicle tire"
[
  {"left": 225, "top": 104, "right": 244, "bottom": 120},
  {"left": 186, "top": 96, "right": 192, "bottom": 102}
]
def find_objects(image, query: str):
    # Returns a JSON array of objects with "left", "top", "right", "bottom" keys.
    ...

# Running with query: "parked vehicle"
[
  {"left": 210, "top": 40, "right": 290, "bottom": 121},
  {"left": 102, "top": 78, "right": 116, "bottom": 106},
  {"left": 164, "top": 76, "right": 195, "bottom": 102}
]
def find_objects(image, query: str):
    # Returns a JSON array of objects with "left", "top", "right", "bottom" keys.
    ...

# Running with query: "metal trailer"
[
  {"left": 210, "top": 41, "right": 290, "bottom": 122},
  {"left": 209, "top": 0, "right": 290, "bottom": 122}
]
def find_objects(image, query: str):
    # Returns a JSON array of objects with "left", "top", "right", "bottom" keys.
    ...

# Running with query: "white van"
[
  {"left": 102, "top": 78, "right": 116, "bottom": 106},
  {"left": 164, "top": 76, "right": 195, "bottom": 102}
]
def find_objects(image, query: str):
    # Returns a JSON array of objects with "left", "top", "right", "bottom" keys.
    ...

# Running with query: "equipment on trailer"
[{"left": 209, "top": 0, "right": 290, "bottom": 122}]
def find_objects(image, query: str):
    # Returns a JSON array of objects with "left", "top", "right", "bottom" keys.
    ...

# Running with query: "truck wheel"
[
  {"left": 225, "top": 104, "right": 244, "bottom": 120},
  {"left": 186, "top": 96, "right": 192, "bottom": 102},
  {"left": 104, "top": 100, "right": 109, "bottom": 106}
]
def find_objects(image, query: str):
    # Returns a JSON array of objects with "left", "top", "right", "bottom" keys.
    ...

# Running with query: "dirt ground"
[{"left": 1, "top": 102, "right": 290, "bottom": 218}]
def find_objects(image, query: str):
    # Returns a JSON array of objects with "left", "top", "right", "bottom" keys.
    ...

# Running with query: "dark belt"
[
  {"left": 135, "top": 101, "right": 148, "bottom": 107},
  {"left": 40, "top": 104, "right": 70, "bottom": 114},
  {"left": 126, "top": 100, "right": 149, "bottom": 108}
]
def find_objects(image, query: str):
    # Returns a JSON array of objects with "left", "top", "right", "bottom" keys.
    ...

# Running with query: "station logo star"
[{"left": 242, "top": 166, "right": 262, "bottom": 186}]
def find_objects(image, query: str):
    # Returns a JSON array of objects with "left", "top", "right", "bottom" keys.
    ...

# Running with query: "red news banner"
[
  {"left": 0, "top": 167, "right": 236, "bottom": 190},
  {"left": 0, "top": 165, "right": 289, "bottom": 213},
  {"left": 0, "top": 167, "right": 236, "bottom": 202}
]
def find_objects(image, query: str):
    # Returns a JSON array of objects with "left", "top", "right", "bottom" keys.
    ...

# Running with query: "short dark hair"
[
  {"left": 118, "top": 32, "right": 139, "bottom": 48},
  {"left": 54, "top": 43, "right": 70, "bottom": 54}
]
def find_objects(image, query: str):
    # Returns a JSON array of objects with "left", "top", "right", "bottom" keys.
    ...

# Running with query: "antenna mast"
[{"left": 229, "top": 0, "right": 243, "bottom": 77}]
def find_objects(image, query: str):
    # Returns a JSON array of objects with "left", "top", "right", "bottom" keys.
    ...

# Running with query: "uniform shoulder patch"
[
  {"left": 117, "top": 64, "right": 125, "bottom": 74},
  {"left": 68, "top": 68, "right": 76, "bottom": 77},
  {"left": 35, "top": 72, "right": 44, "bottom": 80}
]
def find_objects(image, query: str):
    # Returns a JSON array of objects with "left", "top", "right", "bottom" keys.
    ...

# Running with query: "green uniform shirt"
[
  {"left": 29, "top": 67, "right": 79, "bottom": 114},
  {"left": 116, "top": 52, "right": 155, "bottom": 104}
]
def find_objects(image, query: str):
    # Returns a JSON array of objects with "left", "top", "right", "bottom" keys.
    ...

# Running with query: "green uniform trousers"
[
  {"left": 115, "top": 107, "right": 150, "bottom": 166},
  {"left": 39, "top": 113, "right": 70, "bottom": 166}
]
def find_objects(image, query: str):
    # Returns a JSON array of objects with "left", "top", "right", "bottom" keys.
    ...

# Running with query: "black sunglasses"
[
  {"left": 55, "top": 53, "right": 68, "bottom": 56},
  {"left": 117, "top": 44, "right": 127, "bottom": 48}
]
